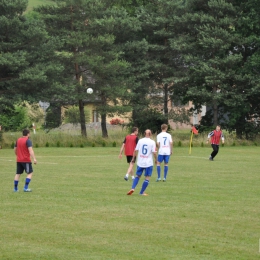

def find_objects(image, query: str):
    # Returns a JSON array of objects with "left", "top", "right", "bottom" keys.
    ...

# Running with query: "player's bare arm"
[
  {"left": 28, "top": 147, "right": 37, "bottom": 164},
  {"left": 131, "top": 150, "right": 138, "bottom": 163},
  {"left": 153, "top": 151, "right": 157, "bottom": 163},
  {"left": 118, "top": 143, "right": 125, "bottom": 159}
]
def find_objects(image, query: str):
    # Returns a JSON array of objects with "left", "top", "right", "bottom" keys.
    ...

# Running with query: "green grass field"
[{"left": 0, "top": 146, "right": 259, "bottom": 259}]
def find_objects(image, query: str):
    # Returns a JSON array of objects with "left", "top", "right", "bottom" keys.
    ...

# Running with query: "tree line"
[{"left": 1, "top": 0, "right": 259, "bottom": 139}]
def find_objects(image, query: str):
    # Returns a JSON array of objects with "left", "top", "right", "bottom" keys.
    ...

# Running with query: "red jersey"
[
  {"left": 123, "top": 134, "right": 138, "bottom": 156},
  {"left": 15, "top": 137, "right": 32, "bottom": 162},
  {"left": 209, "top": 130, "right": 223, "bottom": 145}
]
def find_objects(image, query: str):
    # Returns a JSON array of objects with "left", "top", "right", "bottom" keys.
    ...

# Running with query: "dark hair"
[
  {"left": 22, "top": 129, "right": 30, "bottom": 136},
  {"left": 131, "top": 127, "right": 138, "bottom": 133}
]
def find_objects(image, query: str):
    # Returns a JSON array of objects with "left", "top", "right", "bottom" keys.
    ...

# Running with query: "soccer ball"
[{"left": 87, "top": 88, "right": 93, "bottom": 94}]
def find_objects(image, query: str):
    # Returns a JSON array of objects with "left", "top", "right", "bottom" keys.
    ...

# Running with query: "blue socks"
[
  {"left": 14, "top": 180, "right": 19, "bottom": 191},
  {"left": 24, "top": 178, "right": 31, "bottom": 190},
  {"left": 140, "top": 180, "right": 149, "bottom": 194},
  {"left": 132, "top": 176, "right": 150, "bottom": 194},
  {"left": 164, "top": 166, "right": 168, "bottom": 179},
  {"left": 132, "top": 177, "right": 139, "bottom": 189},
  {"left": 157, "top": 166, "right": 161, "bottom": 179},
  {"left": 158, "top": 165, "right": 169, "bottom": 179}
]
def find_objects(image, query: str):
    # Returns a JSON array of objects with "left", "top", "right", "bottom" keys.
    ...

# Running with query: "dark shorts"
[
  {"left": 126, "top": 156, "right": 133, "bottom": 163},
  {"left": 16, "top": 162, "right": 33, "bottom": 174}
]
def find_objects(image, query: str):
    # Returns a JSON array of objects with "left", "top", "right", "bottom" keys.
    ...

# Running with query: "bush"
[
  {"left": 112, "top": 141, "right": 116, "bottom": 147},
  {"left": 129, "top": 108, "right": 168, "bottom": 134},
  {"left": 45, "top": 104, "right": 62, "bottom": 129},
  {"left": 177, "top": 141, "right": 182, "bottom": 147},
  {"left": 64, "top": 106, "right": 91, "bottom": 125},
  {"left": 57, "top": 141, "right": 60, "bottom": 147},
  {"left": 0, "top": 104, "right": 31, "bottom": 131},
  {"left": 45, "top": 142, "right": 49, "bottom": 147}
]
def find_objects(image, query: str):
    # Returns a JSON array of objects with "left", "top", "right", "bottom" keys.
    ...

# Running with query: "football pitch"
[{"left": 0, "top": 146, "right": 259, "bottom": 259}]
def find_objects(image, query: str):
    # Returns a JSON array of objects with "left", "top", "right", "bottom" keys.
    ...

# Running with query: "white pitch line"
[
  {"left": 0, "top": 158, "right": 58, "bottom": 164},
  {"left": 175, "top": 156, "right": 210, "bottom": 160},
  {"left": 37, "top": 162, "right": 58, "bottom": 165},
  {"left": 0, "top": 158, "right": 13, "bottom": 161},
  {"left": 35, "top": 155, "right": 114, "bottom": 158}
]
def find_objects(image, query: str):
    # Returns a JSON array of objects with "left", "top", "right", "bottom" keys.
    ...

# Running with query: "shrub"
[
  {"left": 57, "top": 141, "right": 60, "bottom": 147},
  {"left": 201, "top": 142, "right": 204, "bottom": 147},
  {"left": 92, "top": 143, "right": 95, "bottom": 147},
  {"left": 11, "top": 142, "right": 15, "bottom": 149},
  {"left": 129, "top": 108, "right": 168, "bottom": 134},
  {"left": 112, "top": 141, "right": 116, "bottom": 147},
  {"left": 80, "top": 144, "right": 84, "bottom": 148},
  {"left": 0, "top": 104, "right": 31, "bottom": 131},
  {"left": 45, "top": 104, "right": 62, "bottom": 129},
  {"left": 45, "top": 142, "right": 49, "bottom": 147},
  {"left": 102, "top": 141, "right": 106, "bottom": 147},
  {"left": 178, "top": 141, "right": 182, "bottom": 147},
  {"left": 64, "top": 106, "right": 91, "bottom": 125}
]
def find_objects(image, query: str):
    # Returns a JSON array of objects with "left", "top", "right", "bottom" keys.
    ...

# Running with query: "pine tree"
[
  {"left": 171, "top": 0, "right": 243, "bottom": 126},
  {"left": 36, "top": 0, "right": 134, "bottom": 137},
  {"left": 0, "top": 0, "right": 62, "bottom": 121}
]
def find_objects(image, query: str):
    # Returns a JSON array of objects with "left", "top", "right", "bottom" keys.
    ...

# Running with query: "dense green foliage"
[
  {"left": 64, "top": 106, "right": 91, "bottom": 125},
  {"left": 35, "top": 0, "right": 137, "bottom": 137},
  {"left": 0, "top": 0, "right": 63, "bottom": 107},
  {"left": 1, "top": 0, "right": 260, "bottom": 139}
]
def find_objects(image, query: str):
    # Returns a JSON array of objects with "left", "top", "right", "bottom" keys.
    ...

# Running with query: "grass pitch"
[{"left": 0, "top": 146, "right": 259, "bottom": 259}]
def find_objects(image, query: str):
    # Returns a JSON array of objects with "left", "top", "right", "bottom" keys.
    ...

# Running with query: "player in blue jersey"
[
  {"left": 127, "top": 129, "right": 157, "bottom": 196},
  {"left": 156, "top": 124, "right": 173, "bottom": 182}
]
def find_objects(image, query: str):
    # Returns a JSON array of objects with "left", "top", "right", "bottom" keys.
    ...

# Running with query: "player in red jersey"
[
  {"left": 118, "top": 127, "right": 139, "bottom": 181},
  {"left": 207, "top": 125, "right": 224, "bottom": 161},
  {"left": 13, "top": 129, "right": 37, "bottom": 192}
]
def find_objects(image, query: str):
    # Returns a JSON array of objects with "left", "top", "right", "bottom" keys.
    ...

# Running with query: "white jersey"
[
  {"left": 135, "top": 137, "right": 156, "bottom": 168},
  {"left": 157, "top": 132, "right": 172, "bottom": 155}
]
